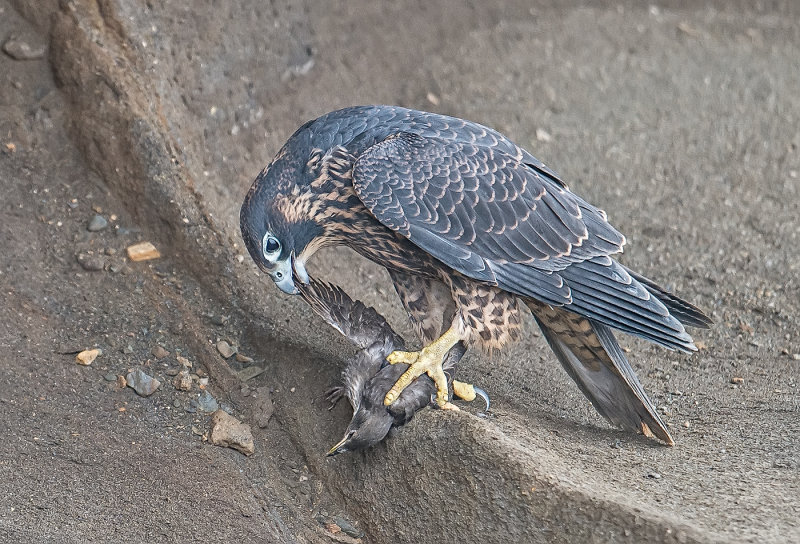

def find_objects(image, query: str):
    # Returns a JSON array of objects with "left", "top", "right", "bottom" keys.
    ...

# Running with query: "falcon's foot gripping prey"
[
  {"left": 383, "top": 324, "right": 462, "bottom": 408},
  {"left": 240, "top": 105, "right": 711, "bottom": 446}
]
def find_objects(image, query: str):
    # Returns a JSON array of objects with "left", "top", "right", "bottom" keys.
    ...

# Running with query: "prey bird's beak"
[{"left": 326, "top": 435, "right": 350, "bottom": 457}]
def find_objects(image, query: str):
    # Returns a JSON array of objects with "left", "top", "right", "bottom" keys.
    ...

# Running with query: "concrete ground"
[{"left": 1, "top": 1, "right": 797, "bottom": 542}]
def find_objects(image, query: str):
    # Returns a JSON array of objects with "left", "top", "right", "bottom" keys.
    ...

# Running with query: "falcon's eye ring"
[{"left": 262, "top": 234, "right": 281, "bottom": 260}]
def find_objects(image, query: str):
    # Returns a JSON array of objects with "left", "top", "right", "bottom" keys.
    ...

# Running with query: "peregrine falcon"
[{"left": 240, "top": 106, "right": 711, "bottom": 445}]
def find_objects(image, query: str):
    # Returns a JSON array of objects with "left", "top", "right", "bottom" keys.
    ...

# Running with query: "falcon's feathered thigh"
[
  {"left": 240, "top": 105, "right": 711, "bottom": 444},
  {"left": 386, "top": 269, "right": 455, "bottom": 344}
]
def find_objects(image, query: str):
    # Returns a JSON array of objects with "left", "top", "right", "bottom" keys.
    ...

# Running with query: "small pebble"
[
  {"left": 172, "top": 399, "right": 182, "bottom": 409},
  {"left": 197, "top": 390, "right": 218, "bottom": 412},
  {"left": 209, "top": 410, "right": 254, "bottom": 456},
  {"left": 2, "top": 36, "right": 46, "bottom": 60},
  {"left": 115, "top": 375, "right": 127, "bottom": 389},
  {"left": 173, "top": 370, "right": 192, "bottom": 391},
  {"left": 216, "top": 340, "right": 236, "bottom": 359},
  {"left": 177, "top": 355, "right": 192, "bottom": 368},
  {"left": 103, "top": 372, "right": 117, "bottom": 382},
  {"left": 165, "top": 367, "right": 180, "bottom": 376},
  {"left": 151, "top": 345, "right": 170, "bottom": 359},
  {"left": 235, "top": 353, "right": 255, "bottom": 364},
  {"left": 210, "top": 314, "right": 228, "bottom": 326},
  {"left": 76, "top": 253, "right": 105, "bottom": 271},
  {"left": 730, "top": 376, "right": 744, "bottom": 385},
  {"left": 87, "top": 215, "right": 108, "bottom": 232},
  {"left": 122, "top": 345, "right": 134, "bottom": 354},
  {"left": 75, "top": 348, "right": 101, "bottom": 365},
  {"left": 126, "top": 241, "right": 160, "bottom": 261},
  {"left": 126, "top": 368, "right": 161, "bottom": 396},
  {"left": 253, "top": 387, "right": 273, "bottom": 428},
  {"left": 646, "top": 472, "right": 662, "bottom": 480},
  {"left": 237, "top": 366, "right": 265, "bottom": 382},
  {"left": 333, "top": 516, "right": 364, "bottom": 539}
]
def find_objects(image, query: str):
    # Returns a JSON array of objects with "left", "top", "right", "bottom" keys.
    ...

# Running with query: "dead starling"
[{"left": 298, "top": 279, "right": 487, "bottom": 455}]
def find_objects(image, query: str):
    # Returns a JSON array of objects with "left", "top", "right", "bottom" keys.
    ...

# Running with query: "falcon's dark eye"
[{"left": 262, "top": 234, "right": 281, "bottom": 259}]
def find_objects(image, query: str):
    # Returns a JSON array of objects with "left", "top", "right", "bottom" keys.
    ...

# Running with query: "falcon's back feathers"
[{"left": 309, "top": 108, "right": 711, "bottom": 351}]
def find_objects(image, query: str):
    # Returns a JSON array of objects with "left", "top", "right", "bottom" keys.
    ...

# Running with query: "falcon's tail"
[
  {"left": 623, "top": 266, "right": 713, "bottom": 330},
  {"left": 527, "top": 300, "right": 674, "bottom": 445}
]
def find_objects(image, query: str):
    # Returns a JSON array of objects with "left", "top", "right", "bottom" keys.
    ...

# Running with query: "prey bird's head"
[
  {"left": 240, "top": 146, "right": 325, "bottom": 295},
  {"left": 327, "top": 405, "right": 395, "bottom": 456}
]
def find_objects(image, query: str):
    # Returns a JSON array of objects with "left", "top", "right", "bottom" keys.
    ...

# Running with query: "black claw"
[{"left": 473, "top": 386, "right": 491, "bottom": 412}]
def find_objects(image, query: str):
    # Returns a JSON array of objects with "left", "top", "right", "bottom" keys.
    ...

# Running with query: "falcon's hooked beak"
[{"left": 271, "top": 253, "right": 310, "bottom": 295}]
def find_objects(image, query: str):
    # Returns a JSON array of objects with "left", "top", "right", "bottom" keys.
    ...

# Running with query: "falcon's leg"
[
  {"left": 385, "top": 271, "right": 489, "bottom": 409},
  {"left": 384, "top": 323, "right": 464, "bottom": 407},
  {"left": 387, "top": 269, "right": 454, "bottom": 344}
]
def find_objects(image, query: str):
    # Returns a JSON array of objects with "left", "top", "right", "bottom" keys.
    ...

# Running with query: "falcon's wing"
[{"left": 352, "top": 132, "right": 699, "bottom": 351}]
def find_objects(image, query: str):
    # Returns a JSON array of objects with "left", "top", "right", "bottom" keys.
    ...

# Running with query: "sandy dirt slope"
[{"left": 1, "top": 1, "right": 798, "bottom": 542}]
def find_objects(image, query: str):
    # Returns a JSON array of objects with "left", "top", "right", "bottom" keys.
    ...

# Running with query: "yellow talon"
[
  {"left": 452, "top": 380, "right": 476, "bottom": 402},
  {"left": 384, "top": 324, "right": 463, "bottom": 407},
  {"left": 452, "top": 380, "right": 491, "bottom": 411}
]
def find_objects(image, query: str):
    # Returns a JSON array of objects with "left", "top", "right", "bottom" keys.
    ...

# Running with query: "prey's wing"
[
  {"left": 298, "top": 278, "right": 403, "bottom": 350},
  {"left": 298, "top": 278, "right": 404, "bottom": 410}
]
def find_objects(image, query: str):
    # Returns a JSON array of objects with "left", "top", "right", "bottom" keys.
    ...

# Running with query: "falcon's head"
[{"left": 240, "top": 150, "right": 325, "bottom": 295}]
